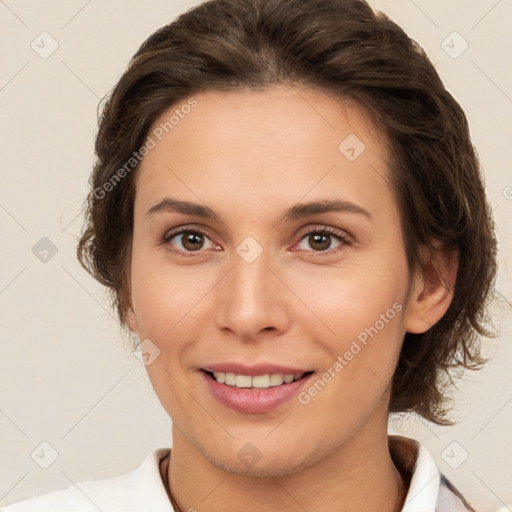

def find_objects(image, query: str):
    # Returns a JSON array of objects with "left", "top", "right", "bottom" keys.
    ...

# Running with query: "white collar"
[{"left": 389, "top": 435, "right": 441, "bottom": 511}]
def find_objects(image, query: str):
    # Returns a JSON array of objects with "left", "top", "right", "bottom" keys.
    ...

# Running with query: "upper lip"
[{"left": 201, "top": 363, "right": 312, "bottom": 376}]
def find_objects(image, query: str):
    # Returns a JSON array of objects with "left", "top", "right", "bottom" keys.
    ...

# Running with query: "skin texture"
[{"left": 126, "top": 85, "right": 457, "bottom": 512}]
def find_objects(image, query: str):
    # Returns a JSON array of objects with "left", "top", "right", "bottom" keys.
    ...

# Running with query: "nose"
[{"left": 213, "top": 246, "right": 291, "bottom": 342}]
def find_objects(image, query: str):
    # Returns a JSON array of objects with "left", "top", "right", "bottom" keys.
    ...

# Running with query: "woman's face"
[{"left": 127, "top": 85, "right": 417, "bottom": 476}]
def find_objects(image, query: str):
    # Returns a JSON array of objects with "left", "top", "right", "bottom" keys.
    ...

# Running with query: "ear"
[{"left": 404, "top": 241, "right": 458, "bottom": 334}]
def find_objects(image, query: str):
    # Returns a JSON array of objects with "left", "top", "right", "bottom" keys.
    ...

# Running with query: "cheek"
[
  {"left": 290, "top": 265, "right": 408, "bottom": 421},
  {"left": 282, "top": 250, "right": 409, "bottom": 395},
  {"left": 286, "top": 259, "right": 408, "bottom": 339},
  {"left": 129, "top": 246, "right": 210, "bottom": 339}
]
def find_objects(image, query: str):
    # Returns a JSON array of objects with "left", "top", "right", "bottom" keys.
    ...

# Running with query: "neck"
[{"left": 166, "top": 422, "right": 407, "bottom": 512}]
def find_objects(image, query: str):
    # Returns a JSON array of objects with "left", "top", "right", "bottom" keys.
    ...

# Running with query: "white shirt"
[{"left": 1, "top": 436, "right": 473, "bottom": 512}]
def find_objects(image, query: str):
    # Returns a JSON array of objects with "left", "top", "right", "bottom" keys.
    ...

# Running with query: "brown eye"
[
  {"left": 307, "top": 233, "right": 332, "bottom": 251},
  {"left": 181, "top": 232, "right": 205, "bottom": 251},
  {"left": 164, "top": 228, "right": 215, "bottom": 253},
  {"left": 297, "top": 228, "right": 348, "bottom": 254}
]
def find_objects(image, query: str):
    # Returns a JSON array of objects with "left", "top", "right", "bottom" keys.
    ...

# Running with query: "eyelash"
[
  {"left": 293, "top": 227, "right": 349, "bottom": 256},
  {"left": 161, "top": 226, "right": 350, "bottom": 257}
]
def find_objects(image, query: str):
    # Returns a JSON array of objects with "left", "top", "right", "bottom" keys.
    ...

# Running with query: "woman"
[{"left": 2, "top": 0, "right": 497, "bottom": 510}]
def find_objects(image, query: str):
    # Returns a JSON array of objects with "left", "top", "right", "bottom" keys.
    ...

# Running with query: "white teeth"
[
  {"left": 235, "top": 375, "right": 252, "bottom": 388},
  {"left": 269, "top": 373, "right": 284, "bottom": 386},
  {"left": 252, "top": 375, "right": 270, "bottom": 388},
  {"left": 213, "top": 372, "right": 225, "bottom": 383},
  {"left": 210, "top": 371, "right": 305, "bottom": 388}
]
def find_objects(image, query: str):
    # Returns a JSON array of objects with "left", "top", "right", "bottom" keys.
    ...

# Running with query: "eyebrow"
[{"left": 146, "top": 197, "right": 372, "bottom": 223}]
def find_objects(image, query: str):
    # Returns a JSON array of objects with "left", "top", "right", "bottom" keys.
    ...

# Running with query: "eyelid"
[
  {"left": 159, "top": 225, "right": 216, "bottom": 255},
  {"left": 292, "top": 225, "right": 350, "bottom": 255},
  {"left": 296, "top": 224, "right": 350, "bottom": 240}
]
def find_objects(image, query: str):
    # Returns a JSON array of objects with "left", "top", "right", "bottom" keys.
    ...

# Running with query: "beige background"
[{"left": 0, "top": 1, "right": 511, "bottom": 510}]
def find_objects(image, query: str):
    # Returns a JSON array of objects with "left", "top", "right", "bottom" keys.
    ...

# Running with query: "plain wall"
[{"left": 0, "top": 1, "right": 511, "bottom": 510}]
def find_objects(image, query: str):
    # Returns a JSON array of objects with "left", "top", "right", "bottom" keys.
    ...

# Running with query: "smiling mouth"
[{"left": 202, "top": 370, "right": 314, "bottom": 389}]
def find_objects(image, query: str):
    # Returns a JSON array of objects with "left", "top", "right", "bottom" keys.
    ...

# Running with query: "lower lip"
[{"left": 201, "top": 371, "right": 313, "bottom": 414}]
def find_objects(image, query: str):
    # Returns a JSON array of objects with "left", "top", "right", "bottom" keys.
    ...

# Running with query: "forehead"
[{"left": 135, "top": 85, "right": 396, "bottom": 224}]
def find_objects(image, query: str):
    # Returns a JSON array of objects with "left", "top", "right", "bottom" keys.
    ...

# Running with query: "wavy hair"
[{"left": 77, "top": 0, "right": 498, "bottom": 424}]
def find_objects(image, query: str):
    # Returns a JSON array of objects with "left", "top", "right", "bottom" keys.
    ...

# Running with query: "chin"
[
  {"left": 207, "top": 450, "right": 312, "bottom": 478},
  {"left": 191, "top": 432, "right": 323, "bottom": 478}
]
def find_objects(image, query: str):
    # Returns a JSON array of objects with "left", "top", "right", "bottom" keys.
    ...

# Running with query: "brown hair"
[{"left": 77, "top": 0, "right": 498, "bottom": 424}]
